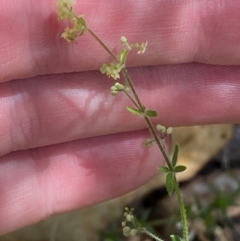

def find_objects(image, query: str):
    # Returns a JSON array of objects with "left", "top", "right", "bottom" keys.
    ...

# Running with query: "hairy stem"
[
  {"left": 142, "top": 228, "right": 165, "bottom": 241},
  {"left": 174, "top": 176, "right": 189, "bottom": 241}
]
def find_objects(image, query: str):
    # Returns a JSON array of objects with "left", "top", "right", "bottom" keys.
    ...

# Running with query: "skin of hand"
[{"left": 1, "top": 0, "right": 240, "bottom": 235}]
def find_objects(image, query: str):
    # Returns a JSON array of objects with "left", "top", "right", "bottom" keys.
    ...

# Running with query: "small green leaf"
[
  {"left": 126, "top": 106, "right": 144, "bottom": 116},
  {"left": 166, "top": 172, "right": 175, "bottom": 196},
  {"left": 158, "top": 166, "right": 170, "bottom": 173},
  {"left": 171, "top": 143, "right": 179, "bottom": 167},
  {"left": 170, "top": 234, "right": 182, "bottom": 241},
  {"left": 144, "top": 109, "right": 158, "bottom": 117},
  {"left": 174, "top": 165, "right": 187, "bottom": 173}
]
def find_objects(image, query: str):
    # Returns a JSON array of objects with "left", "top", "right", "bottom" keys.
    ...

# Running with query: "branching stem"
[
  {"left": 86, "top": 24, "right": 188, "bottom": 241},
  {"left": 57, "top": 2, "right": 189, "bottom": 240},
  {"left": 86, "top": 28, "right": 173, "bottom": 170}
]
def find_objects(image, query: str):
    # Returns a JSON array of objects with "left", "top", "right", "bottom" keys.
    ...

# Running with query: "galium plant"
[{"left": 57, "top": 1, "right": 189, "bottom": 240}]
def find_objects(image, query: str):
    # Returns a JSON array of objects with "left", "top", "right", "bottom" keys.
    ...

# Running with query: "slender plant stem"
[
  {"left": 121, "top": 69, "right": 144, "bottom": 111},
  {"left": 84, "top": 30, "right": 173, "bottom": 169},
  {"left": 121, "top": 69, "right": 172, "bottom": 168},
  {"left": 87, "top": 28, "right": 118, "bottom": 62},
  {"left": 86, "top": 27, "right": 188, "bottom": 240},
  {"left": 144, "top": 116, "right": 173, "bottom": 169},
  {"left": 142, "top": 228, "right": 165, "bottom": 241},
  {"left": 174, "top": 177, "right": 189, "bottom": 241},
  {"left": 123, "top": 90, "right": 139, "bottom": 108}
]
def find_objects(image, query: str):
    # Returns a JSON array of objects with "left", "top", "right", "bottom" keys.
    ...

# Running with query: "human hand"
[{"left": 1, "top": 0, "right": 240, "bottom": 235}]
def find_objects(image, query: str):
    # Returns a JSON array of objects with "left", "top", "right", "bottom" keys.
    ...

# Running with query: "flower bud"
[
  {"left": 156, "top": 124, "right": 166, "bottom": 133},
  {"left": 121, "top": 36, "right": 127, "bottom": 43},
  {"left": 111, "top": 90, "right": 118, "bottom": 96},
  {"left": 111, "top": 86, "right": 118, "bottom": 91},
  {"left": 123, "top": 226, "right": 131, "bottom": 237},
  {"left": 126, "top": 214, "right": 133, "bottom": 222},
  {"left": 166, "top": 127, "right": 173, "bottom": 135},
  {"left": 115, "top": 82, "right": 124, "bottom": 90},
  {"left": 130, "top": 229, "right": 137, "bottom": 236}
]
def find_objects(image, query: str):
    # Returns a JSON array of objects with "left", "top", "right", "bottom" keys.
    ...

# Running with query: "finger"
[
  {"left": 1, "top": 63, "right": 240, "bottom": 156},
  {"left": 1, "top": 0, "right": 240, "bottom": 82},
  {"left": 0, "top": 129, "right": 164, "bottom": 235}
]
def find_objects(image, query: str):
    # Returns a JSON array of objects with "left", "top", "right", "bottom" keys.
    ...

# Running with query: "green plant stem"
[
  {"left": 174, "top": 176, "right": 189, "bottom": 241},
  {"left": 86, "top": 27, "right": 188, "bottom": 240},
  {"left": 142, "top": 228, "right": 165, "bottom": 241}
]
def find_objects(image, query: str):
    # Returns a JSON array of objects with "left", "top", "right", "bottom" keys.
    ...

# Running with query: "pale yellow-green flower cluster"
[
  {"left": 56, "top": 0, "right": 76, "bottom": 20},
  {"left": 122, "top": 207, "right": 139, "bottom": 237},
  {"left": 122, "top": 207, "right": 165, "bottom": 240},
  {"left": 56, "top": 0, "right": 87, "bottom": 42},
  {"left": 121, "top": 36, "right": 148, "bottom": 54},
  {"left": 100, "top": 36, "right": 147, "bottom": 81},
  {"left": 100, "top": 63, "right": 125, "bottom": 80},
  {"left": 110, "top": 82, "right": 129, "bottom": 96},
  {"left": 156, "top": 124, "right": 173, "bottom": 135},
  {"left": 61, "top": 17, "right": 87, "bottom": 42}
]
